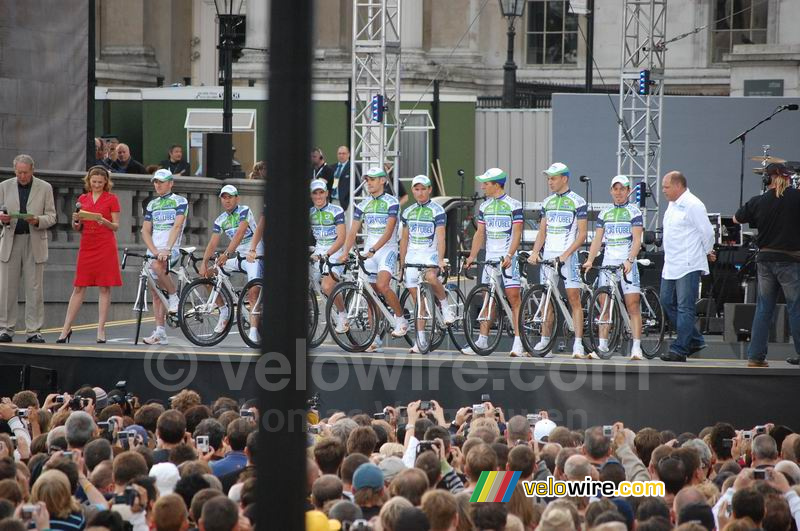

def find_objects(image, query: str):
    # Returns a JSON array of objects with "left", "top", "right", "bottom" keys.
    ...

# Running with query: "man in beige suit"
[{"left": 0, "top": 154, "right": 57, "bottom": 342}]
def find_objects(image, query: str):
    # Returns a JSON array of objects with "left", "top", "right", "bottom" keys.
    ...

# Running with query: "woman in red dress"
[{"left": 57, "top": 166, "right": 122, "bottom": 343}]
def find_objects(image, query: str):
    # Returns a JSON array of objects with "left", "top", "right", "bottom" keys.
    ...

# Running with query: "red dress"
[{"left": 74, "top": 191, "right": 123, "bottom": 287}]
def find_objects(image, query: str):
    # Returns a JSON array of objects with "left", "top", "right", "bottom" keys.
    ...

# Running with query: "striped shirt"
[{"left": 48, "top": 512, "right": 86, "bottom": 531}]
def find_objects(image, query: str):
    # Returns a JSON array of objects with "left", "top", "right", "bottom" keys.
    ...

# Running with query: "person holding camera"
[{"left": 734, "top": 162, "right": 800, "bottom": 368}]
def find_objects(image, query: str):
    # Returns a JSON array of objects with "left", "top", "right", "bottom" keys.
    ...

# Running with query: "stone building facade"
[{"left": 95, "top": 0, "right": 800, "bottom": 96}]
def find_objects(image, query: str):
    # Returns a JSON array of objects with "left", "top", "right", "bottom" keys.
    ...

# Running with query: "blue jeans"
[
  {"left": 748, "top": 262, "right": 800, "bottom": 362},
  {"left": 660, "top": 271, "right": 705, "bottom": 356}
]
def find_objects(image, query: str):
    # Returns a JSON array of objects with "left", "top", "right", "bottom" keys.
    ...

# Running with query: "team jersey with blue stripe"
[
  {"left": 144, "top": 193, "right": 188, "bottom": 250},
  {"left": 477, "top": 194, "right": 524, "bottom": 256},
  {"left": 354, "top": 193, "right": 400, "bottom": 249},
  {"left": 310, "top": 202, "right": 345, "bottom": 255},
  {"left": 213, "top": 204, "right": 262, "bottom": 255},
  {"left": 596, "top": 203, "right": 643, "bottom": 261},
  {"left": 401, "top": 200, "right": 446, "bottom": 253},
  {"left": 541, "top": 190, "right": 587, "bottom": 254}
]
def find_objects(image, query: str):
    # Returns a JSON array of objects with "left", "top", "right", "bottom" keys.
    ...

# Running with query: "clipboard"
[{"left": 77, "top": 210, "right": 104, "bottom": 222}]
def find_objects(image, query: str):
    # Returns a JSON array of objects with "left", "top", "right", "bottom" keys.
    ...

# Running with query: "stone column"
[
  {"left": 96, "top": 0, "right": 160, "bottom": 86},
  {"left": 233, "top": 0, "right": 270, "bottom": 85},
  {"left": 191, "top": 0, "right": 219, "bottom": 87}
]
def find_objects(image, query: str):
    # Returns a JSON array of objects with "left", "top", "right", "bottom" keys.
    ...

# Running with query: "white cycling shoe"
[
  {"left": 391, "top": 317, "right": 409, "bottom": 338},
  {"left": 441, "top": 304, "right": 457, "bottom": 326}
]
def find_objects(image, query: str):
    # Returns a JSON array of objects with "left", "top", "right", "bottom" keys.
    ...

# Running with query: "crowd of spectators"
[
  {"left": 0, "top": 387, "right": 256, "bottom": 531},
  {"left": 92, "top": 138, "right": 266, "bottom": 179},
  {"left": 1, "top": 385, "right": 798, "bottom": 531}
]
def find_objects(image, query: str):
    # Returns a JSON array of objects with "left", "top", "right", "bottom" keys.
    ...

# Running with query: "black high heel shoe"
[
  {"left": 96, "top": 337, "right": 106, "bottom": 344},
  {"left": 56, "top": 330, "right": 73, "bottom": 344}
]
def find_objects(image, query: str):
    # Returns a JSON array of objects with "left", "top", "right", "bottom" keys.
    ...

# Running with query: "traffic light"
[
  {"left": 638, "top": 70, "right": 651, "bottom": 95},
  {"left": 371, "top": 94, "right": 385, "bottom": 123}
]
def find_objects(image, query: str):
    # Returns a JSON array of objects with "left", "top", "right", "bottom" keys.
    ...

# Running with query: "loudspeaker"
[
  {"left": 202, "top": 132, "right": 233, "bottom": 179},
  {"left": 0, "top": 365, "right": 57, "bottom": 401},
  {"left": 723, "top": 303, "right": 786, "bottom": 343},
  {"left": 0, "top": 365, "right": 25, "bottom": 396}
]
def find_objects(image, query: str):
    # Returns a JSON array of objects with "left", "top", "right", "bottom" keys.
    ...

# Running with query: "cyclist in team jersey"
[
  {"left": 341, "top": 167, "right": 408, "bottom": 351},
  {"left": 464, "top": 168, "right": 525, "bottom": 356},
  {"left": 246, "top": 210, "right": 265, "bottom": 280},
  {"left": 309, "top": 178, "right": 348, "bottom": 332},
  {"left": 399, "top": 175, "right": 456, "bottom": 353},
  {"left": 140, "top": 170, "right": 188, "bottom": 345},
  {"left": 583, "top": 175, "right": 644, "bottom": 360},
  {"left": 199, "top": 185, "right": 263, "bottom": 343},
  {"left": 528, "top": 162, "right": 590, "bottom": 359}
]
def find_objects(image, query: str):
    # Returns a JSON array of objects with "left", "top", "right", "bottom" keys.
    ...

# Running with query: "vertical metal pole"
[
  {"left": 87, "top": 0, "right": 96, "bottom": 168},
  {"left": 584, "top": 0, "right": 594, "bottom": 93},
  {"left": 502, "top": 18, "right": 517, "bottom": 108},
  {"left": 346, "top": 77, "right": 352, "bottom": 149},
  {"left": 260, "top": 1, "right": 313, "bottom": 530},
  {"left": 222, "top": 24, "right": 233, "bottom": 134},
  {"left": 432, "top": 80, "right": 440, "bottom": 195}
]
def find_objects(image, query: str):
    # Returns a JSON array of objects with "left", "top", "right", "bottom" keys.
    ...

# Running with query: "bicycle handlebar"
[
  {"left": 539, "top": 259, "right": 566, "bottom": 281},
  {"left": 588, "top": 258, "right": 651, "bottom": 285},
  {"left": 121, "top": 248, "right": 171, "bottom": 274},
  {"left": 403, "top": 263, "right": 441, "bottom": 271}
]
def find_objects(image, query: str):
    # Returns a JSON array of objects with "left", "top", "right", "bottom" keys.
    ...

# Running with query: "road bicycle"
[
  {"left": 518, "top": 258, "right": 594, "bottom": 357},
  {"left": 178, "top": 252, "right": 256, "bottom": 347},
  {"left": 324, "top": 253, "right": 407, "bottom": 352},
  {"left": 121, "top": 247, "right": 200, "bottom": 345},
  {"left": 586, "top": 260, "right": 665, "bottom": 359},
  {"left": 400, "top": 261, "right": 466, "bottom": 354},
  {"left": 462, "top": 253, "right": 530, "bottom": 356}
]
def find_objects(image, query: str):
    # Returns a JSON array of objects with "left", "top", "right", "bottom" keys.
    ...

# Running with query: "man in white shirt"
[{"left": 659, "top": 171, "right": 716, "bottom": 362}]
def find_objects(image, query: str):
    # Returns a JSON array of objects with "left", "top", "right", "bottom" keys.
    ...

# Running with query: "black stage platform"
[{"left": 0, "top": 323, "right": 797, "bottom": 433}]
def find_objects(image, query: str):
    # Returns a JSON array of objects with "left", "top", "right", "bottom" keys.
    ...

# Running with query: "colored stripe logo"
[{"left": 469, "top": 471, "right": 521, "bottom": 502}]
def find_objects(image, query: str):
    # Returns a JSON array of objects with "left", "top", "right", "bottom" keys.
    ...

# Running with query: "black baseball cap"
[{"left": 766, "top": 162, "right": 792, "bottom": 176}]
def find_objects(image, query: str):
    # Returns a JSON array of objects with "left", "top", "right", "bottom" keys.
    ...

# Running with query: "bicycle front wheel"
[
  {"left": 640, "top": 287, "right": 666, "bottom": 358},
  {"left": 326, "top": 282, "right": 379, "bottom": 352},
  {"left": 133, "top": 277, "right": 147, "bottom": 346},
  {"left": 463, "top": 285, "right": 504, "bottom": 356},
  {"left": 308, "top": 286, "right": 329, "bottom": 349},
  {"left": 237, "top": 278, "right": 263, "bottom": 349},
  {"left": 445, "top": 283, "right": 467, "bottom": 351},
  {"left": 562, "top": 288, "right": 596, "bottom": 354},
  {"left": 179, "top": 278, "right": 234, "bottom": 347},
  {"left": 415, "top": 284, "right": 439, "bottom": 354},
  {"left": 519, "top": 284, "right": 559, "bottom": 356},
  {"left": 588, "top": 287, "right": 622, "bottom": 359}
]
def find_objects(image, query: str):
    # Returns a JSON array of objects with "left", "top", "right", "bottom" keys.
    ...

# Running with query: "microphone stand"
[
  {"left": 515, "top": 177, "right": 526, "bottom": 252},
  {"left": 457, "top": 169, "right": 466, "bottom": 293},
  {"left": 729, "top": 105, "right": 792, "bottom": 208},
  {"left": 580, "top": 176, "right": 592, "bottom": 232}
]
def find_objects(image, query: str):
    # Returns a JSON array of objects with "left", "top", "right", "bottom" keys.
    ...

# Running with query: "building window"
[
  {"left": 711, "top": 0, "right": 767, "bottom": 63},
  {"left": 525, "top": 0, "right": 579, "bottom": 65}
]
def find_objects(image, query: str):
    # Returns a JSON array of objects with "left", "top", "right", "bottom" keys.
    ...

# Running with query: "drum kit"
[{"left": 751, "top": 144, "right": 800, "bottom": 189}]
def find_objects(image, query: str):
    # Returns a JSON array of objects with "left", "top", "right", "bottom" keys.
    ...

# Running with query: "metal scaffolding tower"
[
  {"left": 349, "top": 0, "right": 402, "bottom": 220},
  {"left": 617, "top": 0, "right": 666, "bottom": 230}
]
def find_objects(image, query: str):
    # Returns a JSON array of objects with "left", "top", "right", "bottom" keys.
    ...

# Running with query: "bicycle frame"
[
  {"left": 345, "top": 256, "right": 400, "bottom": 325},
  {"left": 536, "top": 261, "right": 590, "bottom": 334},
  {"left": 594, "top": 262, "right": 657, "bottom": 339},
  {"left": 404, "top": 264, "right": 444, "bottom": 329},
  {"left": 131, "top": 257, "right": 192, "bottom": 314},
  {"left": 595, "top": 268, "right": 633, "bottom": 334},
  {"left": 477, "top": 264, "right": 514, "bottom": 326},
  {"left": 473, "top": 258, "right": 529, "bottom": 330}
]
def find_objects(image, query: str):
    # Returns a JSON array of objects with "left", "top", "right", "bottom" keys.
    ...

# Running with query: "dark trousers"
[{"left": 748, "top": 262, "right": 800, "bottom": 362}]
